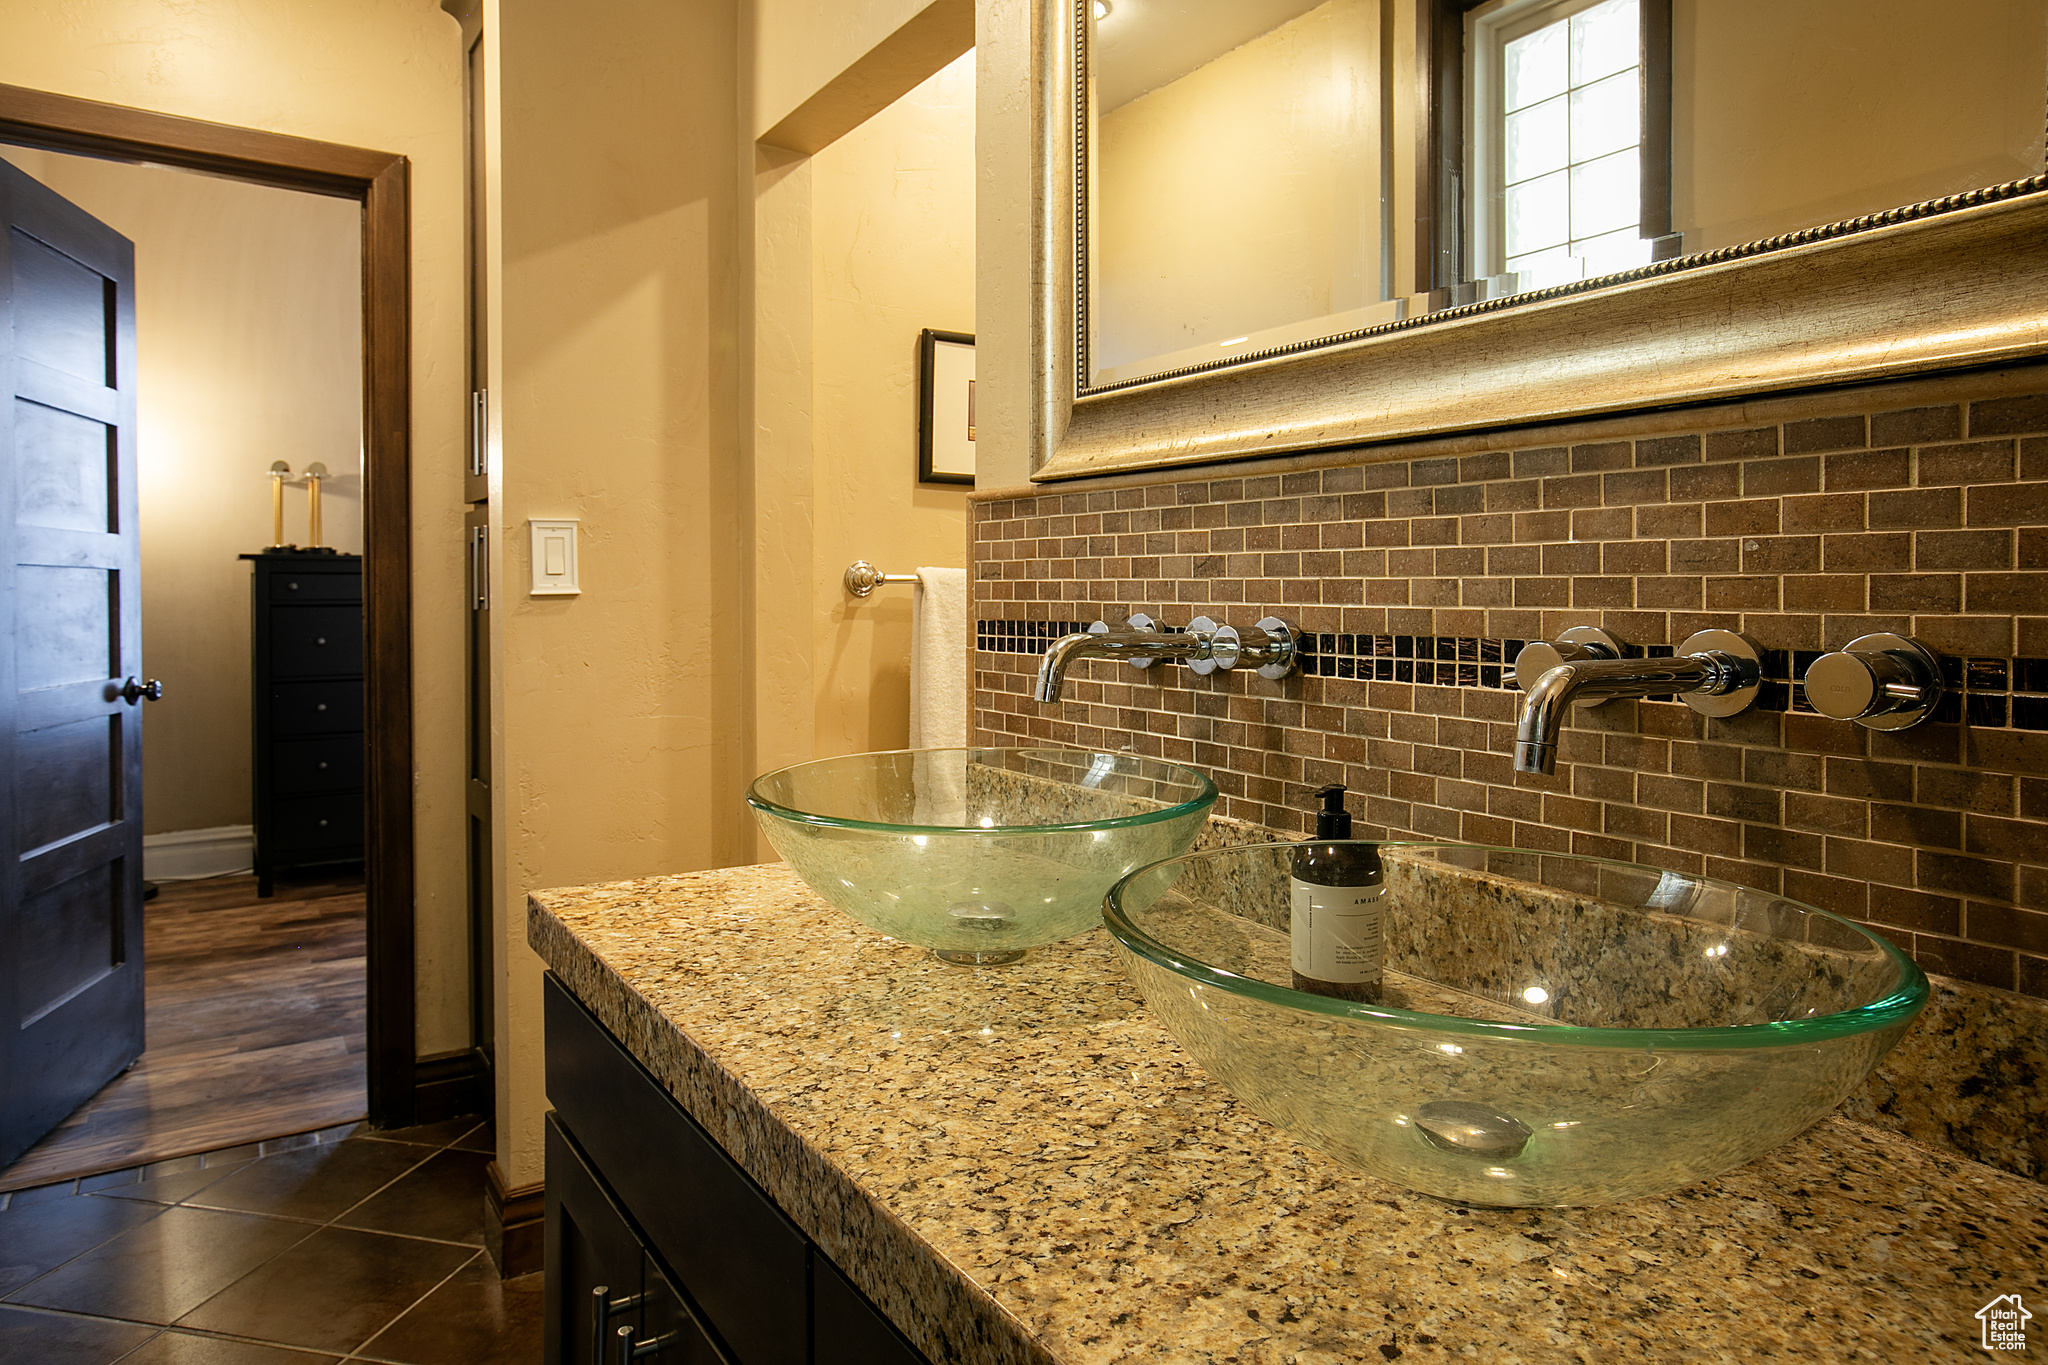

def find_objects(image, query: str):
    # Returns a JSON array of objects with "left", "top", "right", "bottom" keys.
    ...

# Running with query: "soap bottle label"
[{"left": 1290, "top": 880, "right": 1384, "bottom": 983}]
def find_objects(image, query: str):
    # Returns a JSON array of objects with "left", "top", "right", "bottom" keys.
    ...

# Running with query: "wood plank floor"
[{"left": 0, "top": 871, "right": 367, "bottom": 1192}]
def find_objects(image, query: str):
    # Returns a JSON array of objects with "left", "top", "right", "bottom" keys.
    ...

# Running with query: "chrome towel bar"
[{"left": 843, "top": 561, "right": 920, "bottom": 597}]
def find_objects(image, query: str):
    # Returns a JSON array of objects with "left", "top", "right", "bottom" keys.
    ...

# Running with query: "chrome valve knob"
[
  {"left": 1802, "top": 633, "right": 1944, "bottom": 730},
  {"left": 1511, "top": 626, "right": 1622, "bottom": 698}
]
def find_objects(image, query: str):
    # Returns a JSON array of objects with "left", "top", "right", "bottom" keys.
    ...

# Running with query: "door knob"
[
  {"left": 119, "top": 677, "right": 164, "bottom": 704},
  {"left": 1802, "top": 633, "right": 1944, "bottom": 730}
]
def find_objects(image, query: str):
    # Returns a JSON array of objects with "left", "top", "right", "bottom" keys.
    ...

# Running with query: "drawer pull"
[
  {"left": 316, "top": 703, "right": 328, "bottom": 711},
  {"left": 593, "top": 1287, "right": 645, "bottom": 1364},
  {"left": 288, "top": 581, "right": 300, "bottom": 591},
  {"left": 316, "top": 637, "right": 327, "bottom": 645},
  {"left": 318, "top": 819, "right": 329, "bottom": 827},
  {"left": 318, "top": 761, "right": 329, "bottom": 769}
]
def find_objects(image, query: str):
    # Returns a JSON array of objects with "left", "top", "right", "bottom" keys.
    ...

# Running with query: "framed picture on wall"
[{"left": 918, "top": 328, "right": 975, "bottom": 485}]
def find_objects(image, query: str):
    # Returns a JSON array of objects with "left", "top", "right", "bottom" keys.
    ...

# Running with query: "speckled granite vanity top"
[{"left": 530, "top": 865, "right": 2048, "bottom": 1364}]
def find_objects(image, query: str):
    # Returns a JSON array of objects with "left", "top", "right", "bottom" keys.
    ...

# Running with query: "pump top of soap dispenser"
[{"left": 1313, "top": 784, "right": 1351, "bottom": 839}]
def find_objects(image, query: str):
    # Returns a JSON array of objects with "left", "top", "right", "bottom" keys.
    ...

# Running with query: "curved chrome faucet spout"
[
  {"left": 1033, "top": 623, "right": 1209, "bottom": 703},
  {"left": 1512, "top": 629, "right": 1763, "bottom": 775}
]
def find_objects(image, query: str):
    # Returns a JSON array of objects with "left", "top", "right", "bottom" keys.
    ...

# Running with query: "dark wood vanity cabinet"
[
  {"left": 243, "top": 551, "right": 364, "bottom": 896},
  {"left": 544, "top": 976, "right": 928, "bottom": 1365}
]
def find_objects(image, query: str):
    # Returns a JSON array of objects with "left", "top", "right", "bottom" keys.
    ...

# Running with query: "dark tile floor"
[{"left": 0, "top": 1118, "right": 540, "bottom": 1364}]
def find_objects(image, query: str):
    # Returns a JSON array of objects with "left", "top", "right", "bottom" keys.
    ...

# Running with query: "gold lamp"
[{"left": 268, "top": 461, "right": 292, "bottom": 549}]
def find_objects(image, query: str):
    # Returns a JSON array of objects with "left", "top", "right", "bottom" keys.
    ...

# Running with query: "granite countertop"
[{"left": 529, "top": 864, "right": 2048, "bottom": 1364}]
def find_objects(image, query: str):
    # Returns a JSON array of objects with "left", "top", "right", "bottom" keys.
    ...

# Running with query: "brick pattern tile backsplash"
[{"left": 971, "top": 385, "right": 2048, "bottom": 998}]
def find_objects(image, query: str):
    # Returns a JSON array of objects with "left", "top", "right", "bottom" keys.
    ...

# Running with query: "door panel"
[
  {"left": 15, "top": 565, "right": 114, "bottom": 689},
  {"left": 1, "top": 158, "right": 144, "bottom": 1169},
  {"left": 18, "top": 863, "right": 118, "bottom": 1021},
  {"left": 8, "top": 228, "right": 112, "bottom": 385},
  {"left": 14, "top": 400, "right": 112, "bottom": 533},
  {"left": 17, "top": 714, "right": 117, "bottom": 849}
]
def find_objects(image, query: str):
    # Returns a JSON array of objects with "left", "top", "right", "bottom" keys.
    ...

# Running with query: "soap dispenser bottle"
[{"left": 1290, "top": 783, "right": 1385, "bottom": 1002}]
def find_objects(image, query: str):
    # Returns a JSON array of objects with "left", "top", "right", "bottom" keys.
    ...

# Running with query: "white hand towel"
[{"left": 909, "top": 566, "right": 968, "bottom": 750}]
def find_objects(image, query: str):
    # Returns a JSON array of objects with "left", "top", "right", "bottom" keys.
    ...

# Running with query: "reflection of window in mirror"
[
  {"left": 1462, "top": 0, "right": 2048, "bottom": 288},
  {"left": 1466, "top": 0, "right": 1674, "bottom": 291}
]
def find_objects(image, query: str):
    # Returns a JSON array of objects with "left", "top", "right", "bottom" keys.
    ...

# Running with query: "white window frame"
[{"left": 1466, "top": 0, "right": 1650, "bottom": 285}]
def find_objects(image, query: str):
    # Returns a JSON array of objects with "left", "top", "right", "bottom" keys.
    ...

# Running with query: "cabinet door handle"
[
  {"left": 469, "top": 524, "right": 488, "bottom": 611},
  {"left": 617, "top": 1324, "right": 678, "bottom": 1363},
  {"left": 592, "top": 1286, "right": 644, "bottom": 1364}
]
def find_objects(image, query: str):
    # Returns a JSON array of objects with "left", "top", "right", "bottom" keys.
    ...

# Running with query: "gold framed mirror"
[{"left": 1032, "top": 0, "right": 2048, "bottom": 482}]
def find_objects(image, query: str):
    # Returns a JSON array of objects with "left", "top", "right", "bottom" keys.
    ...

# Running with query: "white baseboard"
[{"left": 143, "top": 824, "right": 254, "bottom": 881}]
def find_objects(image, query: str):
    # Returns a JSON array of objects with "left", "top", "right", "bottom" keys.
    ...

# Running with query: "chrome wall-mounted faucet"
[
  {"left": 1510, "top": 627, "right": 1762, "bottom": 774},
  {"left": 1033, "top": 614, "right": 1297, "bottom": 703},
  {"left": 1802, "top": 633, "right": 1945, "bottom": 730}
]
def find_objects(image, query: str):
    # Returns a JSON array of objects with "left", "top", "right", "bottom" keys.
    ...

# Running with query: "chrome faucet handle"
[
  {"left": 1511, "top": 626, "right": 1624, "bottom": 697},
  {"left": 1090, "top": 613, "right": 1164, "bottom": 668},
  {"left": 1674, "top": 629, "right": 1763, "bottom": 716},
  {"left": 1804, "top": 633, "right": 1944, "bottom": 730}
]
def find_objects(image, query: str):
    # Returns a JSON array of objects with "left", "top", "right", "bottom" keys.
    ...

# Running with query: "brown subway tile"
[
  {"left": 1825, "top": 448, "right": 1914, "bottom": 491},
  {"left": 1604, "top": 802, "right": 1667, "bottom": 841},
  {"left": 1601, "top": 540, "right": 1666, "bottom": 574},
  {"left": 1704, "top": 499, "right": 1780, "bottom": 537},
  {"left": 1910, "top": 615, "right": 2013, "bottom": 657},
  {"left": 1917, "top": 850, "right": 2015, "bottom": 900},
  {"left": 1706, "top": 783, "right": 1780, "bottom": 822},
  {"left": 1870, "top": 574, "right": 1962, "bottom": 613},
  {"left": 1915, "top": 529, "right": 2012, "bottom": 571},
  {"left": 1571, "top": 508, "right": 1634, "bottom": 540},
  {"left": 1784, "top": 791, "right": 1866, "bottom": 837},
  {"left": 1745, "top": 824, "right": 1824, "bottom": 871},
  {"left": 1669, "top": 539, "right": 1740, "bottom": 573},
  {"left": 1541, "top": 474, "right": 1603, "bottom": 508},
  {"left": 1871, "top": 404, "right": 1962, "bottom": 446},
  {"left": 1785, "top": 415, "right": 1867, "bottom": 454},
  {"left": 1668, "top": 813, "right": 1742, "bottom": 856},
  {"left": 1571, "top": 441, "right": 1632, "bottom": 472},
  {"left": 1864, "top": 887, "right": 1961, "bottom": 936},
  {"left": 1743, "top": 457, "right": 1819, "bottom": 496},
  {"left": 1707, "top": 576, "right": 1777, "bottom": 610},
  {"left": 1781, "top": 713, "right": 1866, "bottom": 757},
  {"left": 1825, "top": 837, "right": 1916, "bottom": 887},
  {"left": 1871, "top": 803, "right": 1961, "bottom": 848},
  {"left": 1964, "top": 572, "right": 2048, "bottom": 613},
  {"left": 1870, "top": 487, "right": 1962, "bottom": 530},
  {"left": 1821, "top": 532, "right": 1911, "bottom": 573},
  {"left": 1635, "top": 433, "right": 1701, "bottom": 466},
  {"left": 1704, "top": 427, "right": 1778, "bottom": 461},
  {"left": 1603, "top": 469, "right": 1669, "bottom": 505},
  {"left": 1825, "top": 757, "right": 1915, "bottom": 802},
  {"left": 1968, "top": 392, "right": 2048, "bottom": 437},
  {"left": 1635, "top": 502, "right": 1701, "bottom": 538},
  {"left": 2024, "top": 955, "right": 2048, "bottom": 999},
  {"left": 1742, "top": 536, "right": 1820, "bottom": 573},
  {"left": 1919, "top": 439, "right": 2016, "bottom": 486},
  {"left": 1910, "top": 936, "right": 2015, "bottom": 990},
  {"left": 1637, "top": 576, "right": 1704, "bottom": 609},
  {"left": 1783, "top": 870, "right": 1869, "bottom": 917},
  {"left": 1965, "top": 482, "right": 2048, "bottom": 526},
  {"left": 1669, "top": 463, "right": 1742, "bottom": 501},
  {"left": 1966, "top": 813, "right": 2048, "bottom": 864},
  {"left": 2020, "top": 528, "right": 2048, "bottom": 569},
  {"left": 1781, "top": 493, "right": 1866, "bottom": 533},
  {"left": 1965, "top": 904, "right": 2048, "bottom": 955},
  {"left": 1782, "top": 575, "right": 1866, "bottom": 612}
]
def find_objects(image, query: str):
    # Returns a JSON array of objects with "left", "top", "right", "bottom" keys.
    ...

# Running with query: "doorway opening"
[{"left": 0, "top": 84, "right": 418, "bottom": 1188}]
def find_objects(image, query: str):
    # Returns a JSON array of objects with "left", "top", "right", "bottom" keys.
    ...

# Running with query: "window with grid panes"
[{"left": 1470, "top": 0, "right": 1657, "bottom": 290}]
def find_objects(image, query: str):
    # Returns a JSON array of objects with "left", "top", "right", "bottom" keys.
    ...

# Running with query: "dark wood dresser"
[{"left": 242, "top": 551, "right": 365, "bottom": 897}]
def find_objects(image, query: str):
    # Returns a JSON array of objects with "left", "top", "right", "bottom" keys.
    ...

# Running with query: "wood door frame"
[{"left": 0, "top": 83, "right": 419, "bottom": 1127}]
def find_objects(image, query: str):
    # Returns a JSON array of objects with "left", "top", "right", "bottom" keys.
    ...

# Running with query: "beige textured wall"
[
  {"left": 810, "top": 53, "right": 975, "bottom": 758},
  {"left": 0, "top": 0, "right": 471, "bottom": 1055},
  {"left": 753, "top": 0, "right": 936, "bottom": 136},
  {"left": 491, "top": 0, "right": 747, "bottom": 1188},
  {"left": 1094, "top": 0, "right": 1379, "bottom": 371},
  {"left": 0, "top": 147, "right": 362, "bottom": 838},
  {"left": 1673, "top": 0, "right": 2048, "bottom": 251},
  {"left": 972, "top": 0, "right": 1041, "bottom": 494}
]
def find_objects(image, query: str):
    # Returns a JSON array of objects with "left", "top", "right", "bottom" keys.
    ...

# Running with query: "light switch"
[{"left": 528, "top": 518, "right": 580, "bottom": 596}]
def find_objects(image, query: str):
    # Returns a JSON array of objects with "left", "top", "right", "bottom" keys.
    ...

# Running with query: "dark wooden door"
[{"left": 0, "top": 159, "right": 147, "bottom": 1169}]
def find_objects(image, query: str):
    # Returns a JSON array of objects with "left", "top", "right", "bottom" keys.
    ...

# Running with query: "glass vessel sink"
[
  {"left": 748, "top": 748, "right": 1216, "bottom": 964},
  {"left": 1105, "top": 842, "right": 1927, "bottom": 1206}
]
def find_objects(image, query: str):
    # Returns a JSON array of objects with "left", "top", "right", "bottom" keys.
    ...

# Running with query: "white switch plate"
[{"left": 529, "top": 519, "right": 580, "bottom": 596}]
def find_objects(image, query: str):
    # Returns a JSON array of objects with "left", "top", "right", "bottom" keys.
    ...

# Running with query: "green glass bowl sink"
[
  {"left": 1105, "top": 842, "right": 1927, "bottom": 1206},
  {"left": 747, "top": 748, "right": 1216, "bottom": 964}
]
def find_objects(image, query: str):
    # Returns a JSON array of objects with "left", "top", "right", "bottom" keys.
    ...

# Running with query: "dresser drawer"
[
  {"left": 269, "top": 793, "right": 362, "bottom": 854},
  {"left": 270, "top": 681, "right": 362, "bottom": 735},
  {"left": 269, "top": 606, "right": 363, "bottom": 678},
  {"left": 272, "top": 736, "right": 363, "bottom": 796},
  {"left": 268, "top": 569, "right": 361, "bottom": 603}
]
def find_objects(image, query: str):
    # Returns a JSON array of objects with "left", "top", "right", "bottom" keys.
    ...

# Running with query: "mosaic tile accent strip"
[
  {"left": 978, "top": 620, "right": 2048, "bottom": 728},
  {"left": 971, "top": 377, "right": 2048, "bottom": 997}
]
